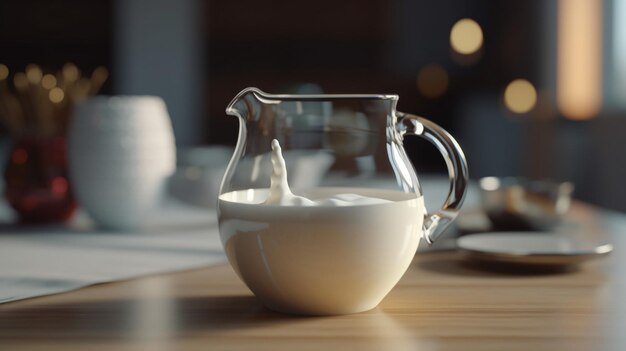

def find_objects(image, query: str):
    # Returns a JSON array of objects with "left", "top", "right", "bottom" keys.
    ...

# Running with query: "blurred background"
[{"left": 0, "top": 0, "right": 624, "bottom": 211}]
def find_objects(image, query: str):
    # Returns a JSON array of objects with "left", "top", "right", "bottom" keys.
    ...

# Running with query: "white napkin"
[{"left": 0, "top": 199, "right": 225, "bottom": 303}]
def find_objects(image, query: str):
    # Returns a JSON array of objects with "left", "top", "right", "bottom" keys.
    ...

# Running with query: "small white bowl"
[{"left": 169, "top": 146, "right": 233, "bottom": 207}]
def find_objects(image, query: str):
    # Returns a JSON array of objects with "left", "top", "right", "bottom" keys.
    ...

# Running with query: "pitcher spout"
[{"left": 226, "top": 87, "right": 273, "bottom": 121}]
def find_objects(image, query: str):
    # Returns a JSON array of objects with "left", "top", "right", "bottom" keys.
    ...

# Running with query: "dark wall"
[{"left": 0, "top": 0, "right": 113, "bottom": 91}]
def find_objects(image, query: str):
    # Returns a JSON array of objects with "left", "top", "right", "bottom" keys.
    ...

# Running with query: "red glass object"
[{"left": 4, "top": 136, "right": 77, "bottom": 224}]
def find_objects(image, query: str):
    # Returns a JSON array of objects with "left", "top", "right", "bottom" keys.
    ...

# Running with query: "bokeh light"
[
  {"left": 62, "top": 63, "right": 79, "bottom": 81},
  {"left": 41, "top": 74, "right": 57, "bottom": 89},
  {"left": 0, "top": 64, "right": 8, "bottom": 80},
  {"left": 504, "top": 79, "right": 537, "bottom": 114},
  {"left": 450, "top": 18, "right": 483, "bottom": 55},
  {"left": 49, "top": 87, "right": 65, "bottom": 103},
  {"left": 479, "top": 177, "right": 500, "bottom": 191},
  {"left": 13, "top": 72, "right": 28, "bottom": 89},
  {"left": 51, "top": 177, "right": 69, "bottom": 194},
  {"left": 25, "top": 64, "right": 43, "bottom": 84},
  {"left": 417, "top": 64, "right": 449, "bottom": 98}
]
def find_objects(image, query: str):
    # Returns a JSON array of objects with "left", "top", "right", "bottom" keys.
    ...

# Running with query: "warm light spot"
[
  {"left": 25, "top": 64, "right": 43, "bottom": 84},
  {"left": 62, "top": 63, "right": 79, "bottom": 81},
  {"left": 51, "top": 177, "right": 69, "bottom": 194},
  {"left": 12, "top": 148, "right": 28, "bottom": 164},
  {"left": 504, "top": 79, "right": 537, "bottom": 114},
  {"left": 41, "top": 74, "right": 57, "bottom": 89},
  {"left": 13, "top": 72, "right": 28, "bottom": 89},
  {"left": 450, "top": 18, "right": 483, "bottom": 55},
  {"left": 557, "top": 0, "right": 603, "bottom": 120},
  {"left": 417, "top": 64, "right": 449, "bottom": 98},
  {"left": 0, "top": 64, "right": 8, "bottom": 80},
  {"left": 49, "top": 87, "right": 65, "bottom": 103}
]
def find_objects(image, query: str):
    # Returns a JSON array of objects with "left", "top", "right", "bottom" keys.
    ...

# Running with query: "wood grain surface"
[{"left": 1, "top": 203, "right": 625, "bottom": 351}]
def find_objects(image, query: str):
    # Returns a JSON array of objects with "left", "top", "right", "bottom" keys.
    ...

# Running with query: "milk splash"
[{"left": 263, "top": 139, "right": 391, "bottom": 206}]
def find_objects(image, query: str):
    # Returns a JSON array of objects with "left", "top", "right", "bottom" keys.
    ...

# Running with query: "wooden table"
[{"left": 1, "top": 203, "right": 625, "bottom": 351}]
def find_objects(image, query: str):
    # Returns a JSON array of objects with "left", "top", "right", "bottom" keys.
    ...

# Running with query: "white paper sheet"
[{"left": 0, "top": 199, "right": 225, "bottom": 303}]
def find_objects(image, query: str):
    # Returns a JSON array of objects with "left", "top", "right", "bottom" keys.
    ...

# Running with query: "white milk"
[{"left": 218, "top": 140, "right": 425, "bottom": 315}]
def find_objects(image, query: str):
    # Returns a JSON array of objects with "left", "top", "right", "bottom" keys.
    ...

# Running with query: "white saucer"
[{"left": 456, "top": 232, "right": 613, "bottom": 266}]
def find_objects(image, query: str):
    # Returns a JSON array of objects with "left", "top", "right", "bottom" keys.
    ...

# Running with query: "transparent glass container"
[{"left": 217, "top": 87, "right": 468, "bottom": 315}]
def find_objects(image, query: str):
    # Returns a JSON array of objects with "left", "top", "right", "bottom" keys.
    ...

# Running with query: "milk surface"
[{"left": 218, "top": 139, "right": 425, "bottom": 315}]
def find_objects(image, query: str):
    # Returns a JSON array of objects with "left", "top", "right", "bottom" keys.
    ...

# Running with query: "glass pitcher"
[
  {"left": 219, "top": 87, "right": 468, "bottom": 244},
  {"left": 218, "top": 87, "right": 468, "bottom": 314}
]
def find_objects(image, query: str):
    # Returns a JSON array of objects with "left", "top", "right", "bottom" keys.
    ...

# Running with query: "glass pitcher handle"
[{"left": 396, "top": 112, "right": 469, "bottom": 244}]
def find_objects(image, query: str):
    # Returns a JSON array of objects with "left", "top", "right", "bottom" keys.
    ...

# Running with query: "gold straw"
[{"left": 0, "top": 63, "right": 108, "bottom": 137}]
